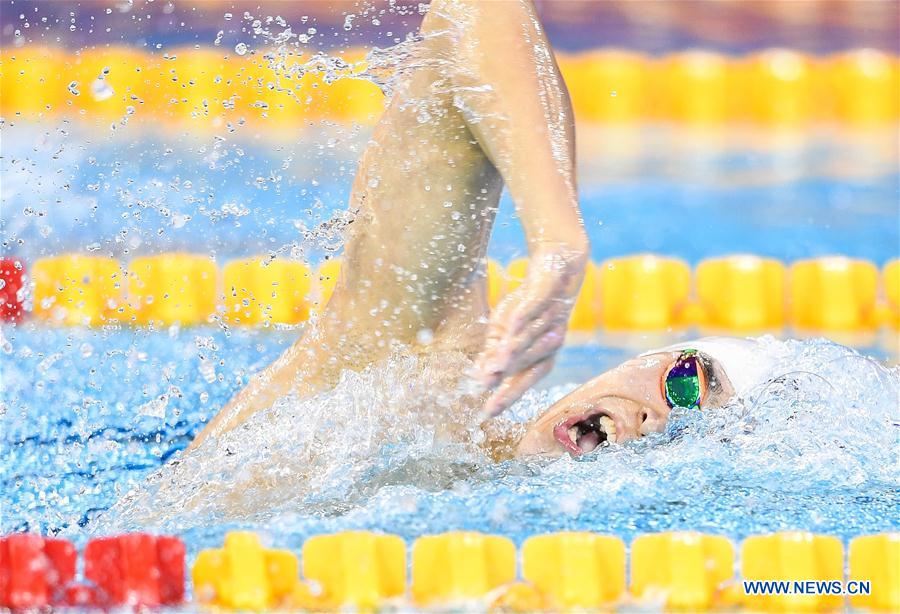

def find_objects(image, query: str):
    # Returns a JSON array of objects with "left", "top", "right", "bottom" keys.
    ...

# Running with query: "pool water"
[
  {"left": 1, "top": 120, "right": 898, "bottom": 554},
  {"left": 1, "top": 123, "right": 898, "bottom": 264},
  {"left": 2, "top": 323, "right": 898, "bottom": 553}
]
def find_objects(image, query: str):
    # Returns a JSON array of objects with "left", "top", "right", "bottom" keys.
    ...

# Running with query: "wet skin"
[
  {"left": 517, "top": 350, "right": 736, "bottom": 457},
  {"left": 191, "top": 0, "right": 588, "bottom": 450}
]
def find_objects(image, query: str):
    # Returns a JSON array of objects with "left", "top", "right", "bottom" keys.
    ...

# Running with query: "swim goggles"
[{"left": 663, "top": 349, "right": 705, "bottom": 409}]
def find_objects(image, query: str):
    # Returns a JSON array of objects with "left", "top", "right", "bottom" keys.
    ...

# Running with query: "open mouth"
[{"left": 553, "top": 411, "right": 617, "bottom": 455}]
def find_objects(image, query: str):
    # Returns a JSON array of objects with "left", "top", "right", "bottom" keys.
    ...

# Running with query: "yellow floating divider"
[
  {"left": 631, "top": 532, "right": 734, "bottom": 611},
  {"left": 657, "top": 51, "right": 734, "bottom": 124},
  {"left": 599, "top": 255, "right": 691, "bottom": 329},
  {"left": 569, "top": 261, "right": 600, "bottom": 331},
  {"left": 849, "top": 533, "right": 900, "bottom": 611},
  {"left": 503, "top": 258, "right": 529, "bottom": 296},
  {"left": 741, "top": 532, "right": 843, "bottom": 612},
  {"left": 411, "top": 531, "right": 515, "bottom": 606},
  {"left": 790, "top": 256, "right": 879, "bottom": 331},
  {"left": 696, "top": 255, "right": 786, "bottom": 330},
  {"left": 743, "top": 49, "right": 817, "bottom": 125},
  {"left": 127, "top": 253, "right": 217, "bottom": 326},
  {"left": 559, "top": 50, "right": 650, "bottom": 122},
  {"left": 522, "top": 532, "right": 625, "bottom": 609},
  {"left": 0, "top": 46, "right": 68, "bottom": 118},
  {"left": 317, "top": 48, "right": 386, "bottom": 125},
  {"left": 69, "top": 46, "right": 159, "bottom": 119},
  {"left": 222, "top": 257, "right": 311, "bottom": 325},
  {"left": 5, "top": 46, "right": 900, "bottom": 125},
  {"left": 486, "top": 259, "right": 505, "bottom": 308},
  {"left": 159, "top": 47, "right": 249, "bottom": 126},
  {"left": 315, "top": 258, "right": 342, "bottom": 310},
  {"left": 16, "top": 253, "right": 900, "bottom": 334},
  {"left": 826, "top": 49, "right": 900, "bottom": 125},
  {"left": 193, "top": 531, "right": 298, "bottom": 610},
  {"left": 32, "top": 255, "right": 124, "bottom": 326},
  {"left": 884, "top": 259, "right": 900, "bottom": 328},
  {"left": 180, "top": 530, "right": 900, "bottom": 610},
  {"left": 302, "top": 531, "right": 405, "bottom": 610},
  {"left": 241, "top": 50, "right": 316, "bottom": 126}
]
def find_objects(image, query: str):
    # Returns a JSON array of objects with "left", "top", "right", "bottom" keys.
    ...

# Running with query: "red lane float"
[
  {"left": 0, "top": 258, "right": 25, "bottom": 322},
  {"left": 0, "top": 534, "right": 76, "bottom": 608},
  {"left": 84, "top": 533, "right": 185, "bottom": 607}
]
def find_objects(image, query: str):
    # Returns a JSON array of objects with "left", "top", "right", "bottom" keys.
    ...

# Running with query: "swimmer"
[
  {"left": 191, "top": 0, "right": 588, "bottom": 449},
  {"left": 517, "top": 337, "right": 773, "bottom": 457}
]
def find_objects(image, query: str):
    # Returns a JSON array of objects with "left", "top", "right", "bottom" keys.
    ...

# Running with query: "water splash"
[
  {"left": 93, "top": 347, "right": 491, "bottom": 533},
  {"left": 89, "top": 336, "right": 898, "bottom": 540}
]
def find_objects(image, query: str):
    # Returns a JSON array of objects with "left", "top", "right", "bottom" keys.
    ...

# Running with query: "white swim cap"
[{"left": 642, "top": 336, "right": 770, "bottom": 397}]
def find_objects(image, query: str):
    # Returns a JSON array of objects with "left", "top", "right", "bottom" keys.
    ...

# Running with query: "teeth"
[
  {"left": 598, "top": 416, "right": 616, "bottom": 443},
  {"left": 567, "top": 425, "right": 579, "bottom": 445}
]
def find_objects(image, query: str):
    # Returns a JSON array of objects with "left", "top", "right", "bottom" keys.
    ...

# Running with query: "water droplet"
[
  {"left": 91, "top": 79, "right": 114, "bottom": 101},
  {"left": 416, "top": 329, "right": 434, "bottom": 345},
  {"left": 235, "top": 43, "right": 248, "bottom": 56}
]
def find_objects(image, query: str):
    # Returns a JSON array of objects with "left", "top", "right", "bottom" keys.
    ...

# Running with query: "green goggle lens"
[{"left": 664, "top": 350, "right": 702, "bottom": 409}]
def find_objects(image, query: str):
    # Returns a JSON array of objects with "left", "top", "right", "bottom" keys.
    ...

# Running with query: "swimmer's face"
[{"left": 516, "top": 350, "right": 735, "bottom": 457}]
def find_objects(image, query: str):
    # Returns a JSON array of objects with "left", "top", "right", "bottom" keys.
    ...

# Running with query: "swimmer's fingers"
[
  {"left": 483, "top": 356, "right": 555, "bottom": 418},
  {"left": 503, "top": 272, "right": 565, "bottom": 337},
  {"left": 476, "top": 289, "right": 569, "bottom": 389},
  {"left": 506, "top": 321, "right": 567, "bottom": 377}
]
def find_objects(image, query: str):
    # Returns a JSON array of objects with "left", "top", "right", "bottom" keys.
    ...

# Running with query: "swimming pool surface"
[
  {"left": 2, "top": 327, "right": 898, "bottom": 553},
  {"left": 1, "top": 122, "right": 898, "bottom": 554}
]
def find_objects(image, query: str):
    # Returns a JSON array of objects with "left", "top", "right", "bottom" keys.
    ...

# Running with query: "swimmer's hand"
[{"left": 476, "top": 246, "right": 587, "bottom": 417}]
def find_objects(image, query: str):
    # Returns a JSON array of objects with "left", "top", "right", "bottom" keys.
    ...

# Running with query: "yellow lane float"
[
  {"left": 70, "top": 46, "right": 158, "bottom": 120},
  {"left": 849, "top": 533, "right": 900, "bottom": 612},
  {"left": 486, "top": 259, "right": 505, "bottom": 308},
  {"left": 317, "top": 48, "right": 386, "bottom": 125},
  {"left": 503, "top": 258, "right": 529, "bottom": 296},
  {"left": 790, "top": 256, "right": 879, "bottom": 331},
  {"left": 0, "top": 46, "right": 68, "bottom": 118},
  {"left": 522, "top": 532, "right": 625, "bottom": 609},
  {"left": 315, "top": 258, "right": 342, "bottom": 309},
  {"left": 4, "top": 46, "right": 900, "bottom": 125},
  {"left": 559, "top": 50, "right": 650, "bottom": 122},
  {"left": 32, "top": 255, "right": 124, "bottom": 326},
  {"left": 157, "top": 47, "right": 245, "bottom": 126},
  {"left": 826, "top": 49, "right": 900, "bottom": 125},
  {"left": 193, "top": 531, "right": 299, "bottom": 610},
  {"left": 657, "top": 50, "right": 734, "bottom": 124},
  {"left": 568, "top": 260, "right": 601, "bottom": 331},
  {"left": 411, "top": 532, "right": 515, "bottom": 606},
  {"left": 599, "top": 255, "right": 691, "bottom": 329},
  {"left": 127, "top": 253, "right": 217, "bottom": 326},
  {"left": 883, "top": 259, "right": 899, "bottom": 328},
  {"left": 743, "top": 49, "right": 817, "bottom": 125},
  {"left": 222, "top": 257, "right": 311, "bottom": 325},
  {"left": 302, "top": 531, "right": 405, "bottom": 610},
  {"left": 631, "top": 532, "right": 734, "bottom": 611},
  {"left": 696, "top": 255, "right": 786, "bottom": 330},
  {"left": 241, "top": 50, "right": 314, "bottom": 126},
  {"left": 184, "top": 531, "right": 900, "bottom": 611},
  {"left": 21, "top": 253, "right": 900, "bottom": 336},
  {"left": 741, "top": 532, "right": 843, "bottom": 612}
]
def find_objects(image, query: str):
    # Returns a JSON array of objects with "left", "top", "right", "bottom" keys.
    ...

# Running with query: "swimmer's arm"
[{"left": 426, "top": 0, "right": 589, "bottom": 415}]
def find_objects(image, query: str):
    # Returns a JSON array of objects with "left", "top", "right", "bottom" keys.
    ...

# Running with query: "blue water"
[
  {"left": 1, "top": 121, "right": 899, "bottom": 555},
  {"left": 2, "top": 325, "right": 898, "bottom": 555},
  {"left": 1, "top": 125, "right": 898, "bottom": 266}
]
